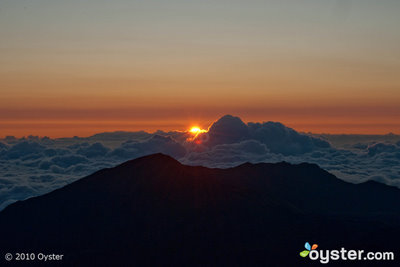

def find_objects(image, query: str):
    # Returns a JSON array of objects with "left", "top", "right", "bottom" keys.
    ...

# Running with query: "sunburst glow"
[
  {"left": 189, "top": 126, "right": 206, "bottom": 135},
  {"left": 187, "top": 126, "right": 208, "bottom": 143}
]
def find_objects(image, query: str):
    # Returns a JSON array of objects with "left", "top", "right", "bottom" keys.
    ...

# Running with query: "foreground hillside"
[{"left": 1, "top": 154, "right": 399, "bottom": 266}]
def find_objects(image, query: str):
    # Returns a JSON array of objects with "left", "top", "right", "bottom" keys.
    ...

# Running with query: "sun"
[
  {"left": 189, "top": 126, "right": 207, "bottom": 135},
  {"left": 187, "top": 126, "right": 207, "bottom": 143},
  {"left": 190, "top": 127, "right": 201, "bottom": 134}
]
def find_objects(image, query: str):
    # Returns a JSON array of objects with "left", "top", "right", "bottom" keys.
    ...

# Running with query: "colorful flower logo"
[{"left": 300, "top": 242, "right": 318, "bottom": 257}]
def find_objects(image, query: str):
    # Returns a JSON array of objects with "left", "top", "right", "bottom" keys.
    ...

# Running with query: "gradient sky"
[{"left": 1, "top": 0, "right": 400, "bottom": 137}]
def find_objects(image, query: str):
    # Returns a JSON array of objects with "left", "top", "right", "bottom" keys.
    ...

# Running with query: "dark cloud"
[
  {"left": 43, "top": 148, "right": 70, "bottom": 157},
  {"left": 203, "top": 115, "right": 330, "bottom": 155},
  {"left": 109, "top": 135, "right": 186, "bottom": 160},
  {"left": 0, "top": 142, "right": 8, "bottom": 151},
  {"left": 367, "top": 143, "right": 398, "bottom": 156},
  {"left": 248, "top": 121, "right": 330, "bottom": 155},
  {"left": 50, "top": 155, "right": 89, "bottom": 169},
  {"left": 67, "top": 142, "right": 90, "bottom": 150},
  {"left": 89, "top": 131, "right": 152, "bottom": 142},
  {"left": 3, "top": 136, "right": 18, "bottom": 144},
  {"left": 29, "top": 175, "right": 55, "bottom": 182},
  {"left": 3, "top": 141, "right": 45, "bottom": 159},
  {"left": 205, "top": 115, "right": 250, "bottom": 146},
  {"left": 182, "top": 140, "right": 274, "bottom": 168},
  {"left": 76, "top": 143, "right": 110, "bottom": 158}
]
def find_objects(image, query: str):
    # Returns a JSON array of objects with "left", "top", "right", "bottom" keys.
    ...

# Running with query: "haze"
[{"left": 1, "top": 0, "right": 399, "bottom": 137}]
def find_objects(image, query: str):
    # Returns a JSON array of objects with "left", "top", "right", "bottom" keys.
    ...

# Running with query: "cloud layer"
[{"left": 1, "top": 115, "right": 399, "bottom": 210}]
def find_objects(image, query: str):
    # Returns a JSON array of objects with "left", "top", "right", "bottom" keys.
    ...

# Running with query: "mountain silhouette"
[{"left": 0, "top": 153, "right": 399, "bottom": 266}]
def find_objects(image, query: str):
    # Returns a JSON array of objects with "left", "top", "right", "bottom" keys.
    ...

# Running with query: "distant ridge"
[{"left": 1, "top": 153, "right": 399, "bottom": 266}]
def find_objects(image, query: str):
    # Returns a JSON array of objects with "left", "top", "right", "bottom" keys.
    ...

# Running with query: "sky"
[{"left": 1, "top": 0, "right": 400, "bottom": 137}]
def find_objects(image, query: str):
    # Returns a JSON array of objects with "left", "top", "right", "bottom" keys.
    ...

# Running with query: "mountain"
[{"left": 1, "top": 153, "right": 399, "bottom": 266}]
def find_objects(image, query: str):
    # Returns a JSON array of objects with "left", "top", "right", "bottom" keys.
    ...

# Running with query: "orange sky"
[
  {"left": 1, "top": 104, "right": 400, "bottom": 137},
  {"left": 1, "top": 1, "right": 399, "bottom": 137}
]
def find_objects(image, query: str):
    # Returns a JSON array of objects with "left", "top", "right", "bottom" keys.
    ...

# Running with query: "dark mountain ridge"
[{"left": 1, "top": 153, "right": 399, "bottom": 266}]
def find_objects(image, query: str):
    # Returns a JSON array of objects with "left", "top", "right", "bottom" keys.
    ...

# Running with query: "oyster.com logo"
[
  {"left": 299, "top": 241, "right": 394, "bottom": 264},
  {"left": 300, "top": 242, "right": 318, "bottom": 257}
]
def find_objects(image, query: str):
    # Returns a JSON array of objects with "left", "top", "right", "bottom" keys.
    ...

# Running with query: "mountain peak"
[
  {"left": 137, "top": 152, "right": 177, "bottom": 161},
  {"left": 120, "top": 152, "right": 181, "bottom": 167},
  {"left": 1, "top": 154, "right": 400, "bottom": 266}
]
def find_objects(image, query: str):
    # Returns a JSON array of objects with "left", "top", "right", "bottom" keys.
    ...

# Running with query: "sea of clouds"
[{"left": 1, "top": 115, "right": 400, "bottom": 210}]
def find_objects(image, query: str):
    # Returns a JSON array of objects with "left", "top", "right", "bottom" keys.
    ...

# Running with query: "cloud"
[
  {"left": 202, "top": 115, "right": 330, "bottom": 155},
  {"left": 181, "top": 140, "right": 274, "bottom": 168},
  {"left": 0, "top": 115, "right": 399, "bottom": 211},
  {"left": 76, "top": 143, "right": 110, "bottom": 158},
  {"left": 205, "top": 115, "right": 250, "bottom": 146},
  {"left": 367, "top": 143, "right": 398, "bottom": 156},
  {"left": 109, "top": 135, "right": 187, "bottom": 160},
  {"left": 50, "top": 155, "right": 90, "bottom": 169},
  {"left": 248, "top": 121, "right": 330, "bottom": 155},
  {"left": 2, "top": 141, "right": 45, "bottom": 160},
  {"left": 0, "top": 142, "right": 8, "bottom": 151}
]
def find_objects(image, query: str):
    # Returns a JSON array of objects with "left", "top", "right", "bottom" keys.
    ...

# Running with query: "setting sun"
[
  {"left": 189, "top": 126, "right": 207, "bottom": 135},
  {"left": 187, "top": 126, "right": 208, "bottom": 143}
]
